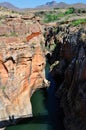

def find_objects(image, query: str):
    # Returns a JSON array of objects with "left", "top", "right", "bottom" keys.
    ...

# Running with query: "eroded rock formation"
[
  {"left": 45, "top": 25, "right": 86, "bottom": 130},
  {"left": 0, "top": 21, "right": 49, "bottom": 126}
]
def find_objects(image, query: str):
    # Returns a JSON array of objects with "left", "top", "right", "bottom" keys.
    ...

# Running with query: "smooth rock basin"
[
  {"left": 5, "top": 60, "right": 64, "bottom": 130},
  {"left": 5, "top": 88, "right": 53, "bottom": 130}
]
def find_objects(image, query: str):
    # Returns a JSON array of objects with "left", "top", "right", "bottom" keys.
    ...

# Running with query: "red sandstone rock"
[
  {"left": 0, "top": 16, "right": 44, "bottom": 39},
  {"left": 26, "top": 32, "right": 41, "bottom": 42},
  {"left": 0, "top": 34, "right": 48, "bottom": 122}
]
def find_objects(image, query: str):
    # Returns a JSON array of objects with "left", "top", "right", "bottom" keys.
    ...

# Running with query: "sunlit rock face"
[{"left": 0, "top": 29, "right": 48, "bottom": 123}]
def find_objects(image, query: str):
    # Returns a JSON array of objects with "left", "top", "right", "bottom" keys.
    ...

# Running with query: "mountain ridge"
[
  {"left": 0, "top": 2, "right": 19, "bottom": 10},
  {"left": 0, "top": 1, "right": 86, "bottom": 10},
  {"left": 36, "top": 1, "right": 86, "bottom": 9}
]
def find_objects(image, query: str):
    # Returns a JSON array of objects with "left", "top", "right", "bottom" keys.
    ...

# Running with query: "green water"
[
  {"left": 5, "top": 89, "right": 53, "bottom": 130},
  {"left": 5, "top": 61, "right": 54, "bottom": 130}
]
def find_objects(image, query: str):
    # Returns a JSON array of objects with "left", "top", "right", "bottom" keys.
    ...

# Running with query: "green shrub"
[
  {"left": 71, "top": 19, "right": 86, "bottom": 26},
  {"left": 54, "top": 8, "right": 60, "bottom": 10},
  {"left": 0, "top": 15, "right": 7, "bottom": 20},
  {"left": 57, "top": 13, "right": 65, "bottom": 17},
  {"left": 44, "top": 12, "right": 65, "bottom": 23},
  {"left": 77, "top": 8, "right": 86, "bottom": 13},
  {"left": 65, "top": 7, "right": 75, "bottom": 14},
  {"left": 44, "top": 14, "right": 58, "bottom": 23},
  {"left": 10, "top": 32, "right": 18, "bottom": 36}
]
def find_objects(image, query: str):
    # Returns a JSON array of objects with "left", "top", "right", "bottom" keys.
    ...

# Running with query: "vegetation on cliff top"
[{"left": 43, "top": 7, "right": 86, "bottom": 23}]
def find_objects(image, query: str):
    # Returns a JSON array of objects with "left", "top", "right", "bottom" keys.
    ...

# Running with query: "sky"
[{"left": 0, "top": 0, "right": 86, "bottom": 8}]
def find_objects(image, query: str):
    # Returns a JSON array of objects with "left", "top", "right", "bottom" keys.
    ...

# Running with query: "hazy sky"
[{"left": 0, "top": 0, "right": 86, "bottom": 8}]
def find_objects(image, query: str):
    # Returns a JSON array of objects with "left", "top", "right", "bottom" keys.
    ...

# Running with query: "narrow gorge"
[{"left": 0, "top": 6, "right": 86, "bottom": 130}]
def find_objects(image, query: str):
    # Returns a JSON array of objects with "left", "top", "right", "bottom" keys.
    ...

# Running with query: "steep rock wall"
[{"left": 0, "top": 22, "right": 48, "bottom": 124}]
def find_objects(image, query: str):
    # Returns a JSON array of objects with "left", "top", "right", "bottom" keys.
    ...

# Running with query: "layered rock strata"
[{"left": 0, "top": 25, "right": 48, "bottom": 124}]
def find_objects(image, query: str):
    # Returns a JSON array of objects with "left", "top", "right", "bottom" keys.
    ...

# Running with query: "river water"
[{"left": 5, "top": 61, "right": 63, "bottom": 130}]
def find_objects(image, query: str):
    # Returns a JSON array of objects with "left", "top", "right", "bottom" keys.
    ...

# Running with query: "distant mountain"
[
  {"left": 56, "top": 2, "right": 69, "bottom": 8},
  {"left": 0, "top": 1, "right": 86, "bottom": 11},
  {"left": 70, "top": 3, "right": 86, "bottom": 8},
  {"left": 36, "top": 1, "right": 58, "bottom": 9},
  {"left": 36, "top": 1, "right": 86, "bottom": 9},
  {"left": 0, "top": 2, "right": 19, "bottom": 10},
  {"left": 46, "top": 1, "right": 57, "bottom": 6}
]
